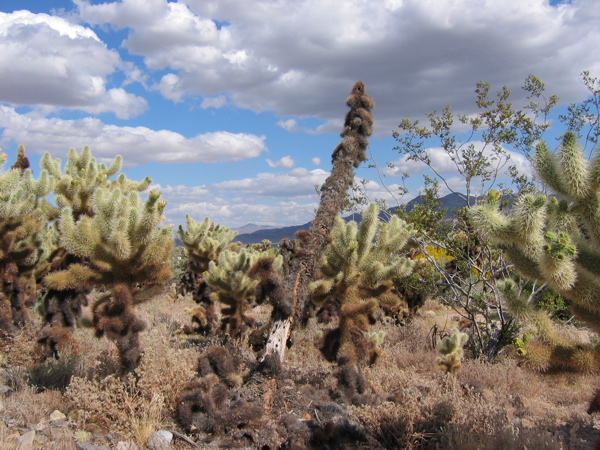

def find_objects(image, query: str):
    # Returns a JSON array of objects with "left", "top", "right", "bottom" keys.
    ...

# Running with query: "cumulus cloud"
[
  {"left": 155, "top": 73, "right": 184, "bottom": 102},
  {"left": 213, "top": 167, "right": 328, "bottom": 198},
  {"left": 266, "top": 155, "right": 295, "bottom": 168},
  {"left": 153, "top": 182, "right": 319, "bottom": 228},
  {"left": 74, "top": 0, "right": 600, "bottom": 133},
  {"left": 0, "top": 10, "right": 146, "bottom": 118},
  {"left": 0, "top": 105, "right": 267, "bottom": 166},
  {"left": 312, "top": 157, "right": 321, "bottom": 165}
]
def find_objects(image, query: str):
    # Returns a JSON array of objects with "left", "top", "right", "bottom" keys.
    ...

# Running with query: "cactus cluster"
[
  {"left": 310, "top": 202, "right": 415, "bottom": 400},
  {"left": 176, "top": 215, "right": 237, "bottom": 303},
  {"left": 39, "top": 147, "right": 152, "bottom": 330},
  {"left": 205, "top": 248, "right": 283, "bottom": 338},
  {"left": 44, "top": 187, "right": 173, "bottom": 372},
  {"left": 470, "top": 132, "right": 600, "bottom": 333}
]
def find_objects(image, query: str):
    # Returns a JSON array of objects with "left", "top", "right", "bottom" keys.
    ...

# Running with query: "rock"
[
  {"left": 18, "top": 430, "right": 35, "bottom": 450},
  {"left": 75, "top": 443, "right": 110, "bottom": 450},
  {"left": 147, "top": 430, "right": 173, "bottom": 450},
  {"left": 0, "top": 384, "right": 11, "bottom": 394},
  {"left": 49, "top": 410, "right": 67, "bottom": 422},
  {"left": 114, "top": 441, "right": 139, "bottom": 450}
]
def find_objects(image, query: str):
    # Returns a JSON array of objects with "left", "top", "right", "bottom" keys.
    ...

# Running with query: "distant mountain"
[
  {"left": 236, "top": 192, "right": 474, "bottom": 244},
  {"left": 233, "top": 223, "right": 277, "bottom": 234}
]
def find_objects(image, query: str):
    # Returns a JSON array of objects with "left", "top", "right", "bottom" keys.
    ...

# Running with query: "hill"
[{"left": 236, "top": 192, "right": 471, "bottom": 244}]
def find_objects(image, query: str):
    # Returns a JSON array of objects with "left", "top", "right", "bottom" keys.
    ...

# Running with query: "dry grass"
[{"left": 1, "top": 292, "right": 600, "bottom": 448}]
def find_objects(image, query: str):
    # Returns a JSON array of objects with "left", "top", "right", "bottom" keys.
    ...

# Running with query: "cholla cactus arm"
[
  {"left": 534, "top": 141, "right": 568, "bottom": 197},
  {"left": 470, "top": 132, "right": 600, "bottom": 332},
  {"left": 557, "top": 131, "right": 591, "bottom": 200}
]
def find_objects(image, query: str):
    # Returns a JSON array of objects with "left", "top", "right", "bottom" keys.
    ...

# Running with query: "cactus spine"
[{"left": 470, "top": 132, "right": 600, "bottom": 333}]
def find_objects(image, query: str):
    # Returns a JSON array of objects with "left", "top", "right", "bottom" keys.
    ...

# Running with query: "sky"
[{"left": 0, "top": 0, "right": 599, "bottom": 231}]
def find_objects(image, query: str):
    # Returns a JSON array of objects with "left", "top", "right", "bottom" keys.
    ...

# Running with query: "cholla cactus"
[
  {"left": 470, "top": 132, "right": 600, "bottom": 333},
  {"left": 44, "top": 188, "right": 173, "bottom": 372},
  {"left": 177, "top": 215, "right": 237, "bottom": 302},
  {"left": 40, "top": 147, "right": 152, "bottom": 328},
  {"left": 310, "top": 202, "right": 415, "bottom": 398},
  {"left": 500, "top": 279, "right": 599, "bottom": 373},
  {"left": 436, "top": 327, "right": 468, "bottom": 374},
  {"left": 205, "top": 249, "right": 279, "bottom": 338},
  {"left": 0, "top": 156, "right": 53, "bottom": 332}
]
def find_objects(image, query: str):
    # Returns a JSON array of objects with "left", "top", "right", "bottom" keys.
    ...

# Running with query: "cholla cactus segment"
[
  {"left": 558, "top": 131, "right": 591, "bottom": 200},
  {"left": 470, "top": 132, "right": 600, "bottom": 332}
]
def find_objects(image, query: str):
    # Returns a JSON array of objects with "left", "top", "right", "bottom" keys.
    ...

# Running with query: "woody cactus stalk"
[
  {"left": 470, "top": 131, "right": 600, "bottom": 333},
  {"left": 177, "top": 215, "right": 237, "bottom": 303},
  {"left": 44, "top": 188, "right": 173, "bottom": 372},
  {"left": 310, "top": 202, "right": 415, "bottom": 399},
  {"left": 261, "top": 81, "right": 375, "bottom": 370},
  {"left": 0, "top": 149, "right": 53, "bottom": 332}
]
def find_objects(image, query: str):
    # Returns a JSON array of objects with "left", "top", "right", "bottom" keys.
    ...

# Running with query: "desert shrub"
[{"left": 27, "top": 353, "right": 84, "bottom": 391}]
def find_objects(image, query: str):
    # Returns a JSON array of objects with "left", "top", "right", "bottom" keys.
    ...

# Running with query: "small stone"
[
  {"left": 0, "top": 384, "right": 11, "bottom": 394},
  {"left": 147, "top": 430, "right": 173, "bottom": 450},
  {"left": 49, "top": 410, "right": 67, "bottom": 422},
  {"left": 18, "top": 430, "right": 35, "bottom": 450},
  {"left": 75, "top": 443, "right": 110, "bottom": 450},
  {"left": 114, "top": 440, "right": 139, "bottom": 450},
  {"left": 34, "top": 419, "right": 48, "bottom": 432}
]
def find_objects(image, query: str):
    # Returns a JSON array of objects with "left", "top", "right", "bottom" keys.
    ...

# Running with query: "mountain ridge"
[{"left": 236, "top": 192, "right": 473, "bottom": 244}]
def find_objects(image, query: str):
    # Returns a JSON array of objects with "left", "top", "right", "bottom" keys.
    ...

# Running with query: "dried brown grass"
[{"left": 2, "top": 291, "right": 600, "bottom": 448}]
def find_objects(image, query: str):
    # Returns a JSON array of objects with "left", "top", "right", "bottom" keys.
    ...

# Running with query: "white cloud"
[
  {"left": 213, "top": 167, "right": 328, "bottom": 198},
  {"left": 0, "top": 105, "right": 267, "bottom": 166},
  {"left": 0, "top": 10, "right": 146, "bottom": 118},
  {"left": 277, "top": 119, "right": 299, "bottom": 132},
  {"left": 74, "top": 0, "right": 600, "bottom": 133},
  {"left": 153, "top": 182, "right": 319, "bottom": 229},
  {"left": 312, "top": 157, "right": 321, "bottom": 165},
  {"left": 200, "top": 95, "right": 228, "bottom": 109},
  {"left": 266, "top": 155, "right": 295, "bottom": 168},
  {"left": 155, "top": 73, "right": 184, "bottom": 102}
]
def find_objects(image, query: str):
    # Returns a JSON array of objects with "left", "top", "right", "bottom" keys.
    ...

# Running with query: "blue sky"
[{"left": 0, "top": 0, "right": 599, "bottom": 230}]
